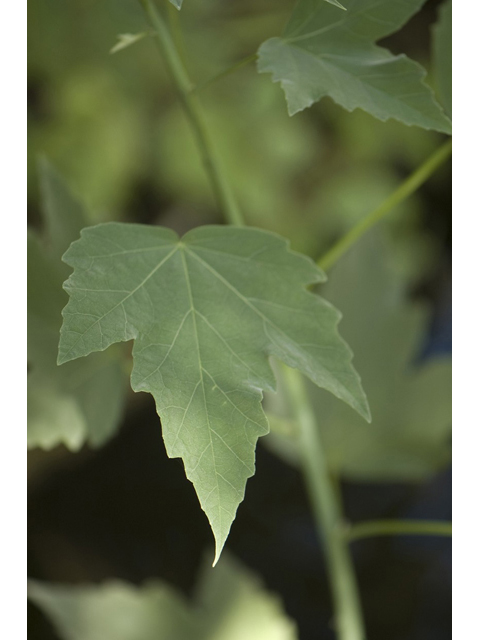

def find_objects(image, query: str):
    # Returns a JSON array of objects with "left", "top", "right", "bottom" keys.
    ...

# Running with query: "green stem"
[
  {"left": 139, "top": 0, "right": 244, "bottom": 226},
  {"left": 346, "top": 519, "right": 452, "bottom": 542},
  {"left": 317, "top": 139, "right": 452, "bottom": 272},
  {"left": 283, "top": 366, "right": 366, "bottom": 640},
  {"left": 166, "top": 1, "right": 189, "bottom": 70},
  {"left": 191, "top": 53, "right": 258, "bottom": 94}
]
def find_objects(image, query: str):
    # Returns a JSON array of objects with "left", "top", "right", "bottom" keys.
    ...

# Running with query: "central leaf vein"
[{"left": 180, "top": 249, "right": 222, "bottom": 538}]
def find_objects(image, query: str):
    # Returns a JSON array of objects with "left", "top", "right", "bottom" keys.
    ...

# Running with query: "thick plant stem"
[
  {"left": 139, "top": 0, "right": 244, "bottom": 226},
  {"left": 318, "top": 139, "right": 452, "bottom": 272},
  {"left": 283, "top": 366, "right": 366, "bottom": 640},
  {"left": 346, "top": 519, "right": 452, "bottom": 542}
]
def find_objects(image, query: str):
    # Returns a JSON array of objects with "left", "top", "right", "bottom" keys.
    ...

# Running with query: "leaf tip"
[
  {"left": 363, "top": 402, "right": 372, "bottom": 424},
  {"left": 109, "top": 32, "right": 147, "bottom": 55},
  {"left": 57, "top": 338, "right": 75, "bottom": 366},
  {"left": 56, "top": 353, "right": 68, "bottom": 366},
  {"left": 212, "top": 542, "right": 224, "bottom": 568},
  {"left": 351, "top": 387, "right": 371, "bottom": 424}
]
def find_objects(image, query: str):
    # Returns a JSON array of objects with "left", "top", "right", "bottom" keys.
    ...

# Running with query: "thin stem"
[
  {"left": 167, "top": 1, "right": 189, "bottom": 70},
  {"left": 346, "top": 519, "right": 452, "bottom": 542},
  {"left": 139, "top": 0, "right": 244, "bottom": 226},
  {"left": 317, "top": 139, "right": 452, "bottom": 272},
  {"left": 283, "top": 366, "right": 366, "bottom": 640},
  {"left": 191, "top": 53, "right": 258, "bottom": 94}
]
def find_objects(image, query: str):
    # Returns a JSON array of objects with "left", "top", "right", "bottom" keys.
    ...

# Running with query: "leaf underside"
[
  {"left": 257, "top": 0, "right": 452, "bottom": 132},
  {"left": 58, "top": 223, "right": 369, "bottom": 563}
]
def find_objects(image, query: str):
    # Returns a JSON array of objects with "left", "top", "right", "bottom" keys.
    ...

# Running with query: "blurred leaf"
[
  {"left": 258, "top": 0, "right": 452, "bottom": 132},
  {"left": 38, "top": 158, "right": 88, "bottom": 262},
  {"left": 433, "top": 0, "right": 452, "bottom": 118},
  {"left": 325, "top": 0, "right": 346, "bottom": 8},
  {"left": 27, "top": 163, "right": 127, "bottom": 451},
  {"left": 29, "top": 68, "right": 146, "bottom": 214},
  {"left": 57, "top": 223, "right": 369, "bottom": 562},
  {"left": 304, "top": 162, "right": 439, "bottom": 282},
  {"left": 110, "top": 32, "right": 148, "bottom": 55},
  {"left": 265, "top": 231, "right": 451, "bottom": 481},
  {"left": 28, "top": 554, "right": 298, "bottom": 640}
]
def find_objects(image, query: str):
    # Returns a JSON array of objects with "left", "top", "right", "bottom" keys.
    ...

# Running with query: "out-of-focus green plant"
[
  {"left": 28, "top": 1, "right": 452, "bottom": 639},
  {"left": 28, "top": 161, "right": 128, "bottom": 451}
]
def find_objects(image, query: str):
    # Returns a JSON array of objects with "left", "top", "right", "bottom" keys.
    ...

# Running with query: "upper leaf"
[
  {"left": 432, "top": 0, "right": 452, "bottom": 118},
  {"left": 28, "top": 161, "right": 126, "bottom": 451},
  {"left": 58, "top": 223, "right": 369, "bottom": 562},
  {"left": 28, "top": 553, "right": 298, "bottom": 640},
  {"left": 257, "top": 0, "right": 452, "bottom": 132}
]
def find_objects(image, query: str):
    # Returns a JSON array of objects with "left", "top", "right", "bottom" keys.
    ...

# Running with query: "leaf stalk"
[
  {"left": 139, "top": 0, "right": 245, "bottom": 226},
  {"left": 318, "top": 139, "right": 452, "bottom": 271}
]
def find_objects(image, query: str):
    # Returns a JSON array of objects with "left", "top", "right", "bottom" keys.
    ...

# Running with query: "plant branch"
[
  {"left": 139, "top": 0, "right": 244, "bottom": 226},
  {"left": 346, "top": 519, "right": 452, "bottom": 542},
  {"left": 283, "top": 366, "right": 366, "bottom": 640},
  {"left": 317, "top": 139, "right": 452, "bottom": 272}
]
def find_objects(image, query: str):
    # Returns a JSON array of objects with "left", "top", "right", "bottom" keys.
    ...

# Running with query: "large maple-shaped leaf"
[
  {"left": 58, "top": 223, "right": 369, "bottom": 562},
  {"left": 265, "top": 231, "right": 451, "bottom": 481},
  {"left": 28, "top": 553, "right": 297, "bottom": 640},
  {"left": 257, "top": 0, "right": 452, "bottom": 132}
]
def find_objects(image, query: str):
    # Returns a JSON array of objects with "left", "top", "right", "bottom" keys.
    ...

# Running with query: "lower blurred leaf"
[{"left": 28, "top": 553, "right": 298, "bottom": 640}]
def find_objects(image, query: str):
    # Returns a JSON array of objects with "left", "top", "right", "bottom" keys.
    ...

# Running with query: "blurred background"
[{"left": 28, "top": 0, "right": 452, "bottom": 638}]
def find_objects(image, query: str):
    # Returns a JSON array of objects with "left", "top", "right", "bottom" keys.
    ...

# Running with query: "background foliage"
[{"left": 28, "top": 1, "right": 451, "bottom": 638}]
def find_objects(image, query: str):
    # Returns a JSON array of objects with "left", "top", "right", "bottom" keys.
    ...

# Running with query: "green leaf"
[
  {"left": 432, "top": 0, "right": 452, "bottom": 118},
  {"left": 28, "top": 554, "right": 298, "bottom": 640},
  {"left": 28, "top": 163, "right": 127, "bottom": 451},
  {"left": 265, "top": 231, "right": 451, "bottom": 481},
  {"left": 58, "top": 223, "right": 369, "bottom": 562},
  {"left": 169, "top": 0, "right": 183, "bottom": 10},
  {"left": 257, "top": 0, "right": 452, "bottom": 132},
  {"left": 110, "top": 32, "right": 148, "bottom": 55}
]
